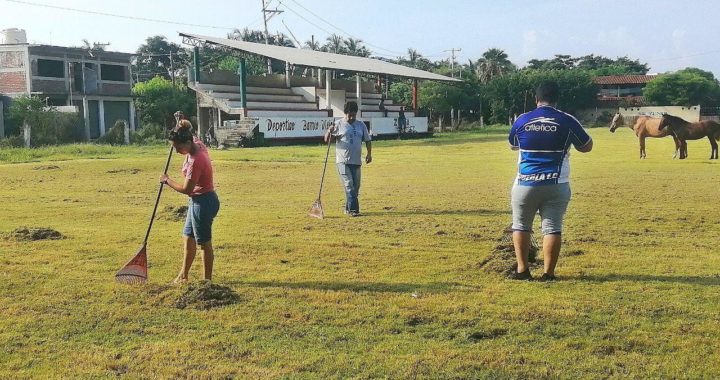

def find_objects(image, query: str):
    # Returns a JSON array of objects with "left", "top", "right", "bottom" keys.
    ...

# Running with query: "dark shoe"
[
  {"left": 538, "top": 273, "right": 557, "bottom": 282},
  {"left": 509, "top": 268, "right": 532, "bottom": 281},
  {"left": 349, "top": 211, "right": 361, "bottom": 217}
]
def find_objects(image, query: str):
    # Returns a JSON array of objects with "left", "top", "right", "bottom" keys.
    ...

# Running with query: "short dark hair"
[
  {"left": 167, "top": 126, "right": 194, "bottom": 144},
  {"left": 535, "top": 80, "right": 560, "bottom": 104},
  {"left": 344, "top": 101, "right": 359, "bottom": 114}
]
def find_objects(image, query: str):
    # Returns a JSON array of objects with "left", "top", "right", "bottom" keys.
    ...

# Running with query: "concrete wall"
[
  {"left": 620, "top": 106, "right": 701, "bottom": 122},
  {"left": 0, "top": 101, "right": 4, "bottom": 138},
  {"left": 0, "top": 47, "right": 28, "bottom": 94},
  {"left": 101, "top": 83, "right": 132, "bottom": 96}
]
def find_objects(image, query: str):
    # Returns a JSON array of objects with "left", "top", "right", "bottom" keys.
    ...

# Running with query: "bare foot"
[{"left": 173, "top": 274, "right": 188, "bottom": 285}]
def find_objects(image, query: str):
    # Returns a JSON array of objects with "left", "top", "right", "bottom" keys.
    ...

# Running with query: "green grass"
[{"left": 1, "top": 127, "right": 719, "bottom": 378}]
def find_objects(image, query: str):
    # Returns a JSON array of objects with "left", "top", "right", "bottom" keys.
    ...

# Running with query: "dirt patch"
[
  {"left": 174, "top": 281, "right": 241, "bottom": 310},
  {"left": 159, "top": 205, "right": 188, "bottom": 221},
  {"left": 575, "top": 236, "right": 597, "bottom": 243},
  {"left": 9, "top": 227, "right": 64, "bottom": 241},
  {"left": 563, "top": 249, "right": 586, "bottom": 257},
  {"left": 33, "top": 165, "right": 60, "bottom": 170},
  {"left": 467, "top": 328, "right": 508, "bottom": 341},
  {"left": 478, "top": 243, "right": 540, "bottom": 277},
  {"left": 405, "top": 315, "right": 426, "bottom": 327},
  {"left": 107, "top": 168, "right": 142, "bottom": 174}
]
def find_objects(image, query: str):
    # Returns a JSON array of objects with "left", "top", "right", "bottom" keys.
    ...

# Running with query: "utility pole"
[
  {"left": 169, "top": 51, "right": 175, "bottom": 87},
  {"left": 262, "top": 0, "right": 284, "bottom": 74},
  {"left": 444, "top": 48, "right": 462, "bottom": 78}
]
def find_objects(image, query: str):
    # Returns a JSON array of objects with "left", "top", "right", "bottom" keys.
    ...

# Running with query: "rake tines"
[
  {"left": 115, "top": 244, "right": 148, "bottom": 284},
  {"left": 501, "top": 224, "right": 540, "bottom": 249},
  {"left": 115, "top": 274, "right": 147, "bottom": 285},
  {"left": 308, "top": 199, "right": 324, "bottom": 219}
]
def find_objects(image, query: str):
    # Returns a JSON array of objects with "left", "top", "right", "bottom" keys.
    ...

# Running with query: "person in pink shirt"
[{"left": 160, "top": 123, "right": 220, "bottom": 283}]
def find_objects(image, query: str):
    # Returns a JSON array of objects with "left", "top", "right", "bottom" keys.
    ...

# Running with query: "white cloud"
[
  {"left": 671, "top": 29, "right": 693, "bottom": 69},
  {"left": 595, "top": 27, "right": 640, "bottom": 57},
  {"left": 522, "top": 30, "right": 538, "bottom": 61}
]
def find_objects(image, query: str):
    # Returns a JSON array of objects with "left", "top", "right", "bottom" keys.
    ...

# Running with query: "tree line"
[{"left": 130, "top": 29, "right": 720, "bottom": 128}]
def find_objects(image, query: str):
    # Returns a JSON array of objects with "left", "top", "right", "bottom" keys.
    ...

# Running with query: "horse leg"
[
  {"left": 709, "top": 136, "right": 718, "bottom": 159},
  {"left": 680, "top": 140, "right": 688, "bottom": 159},
  {"left": 639, "top": 136, "right": 646, "bottom": 159},
  {"left": 671, "top": 135, "right": 680, "bottom": 159}
]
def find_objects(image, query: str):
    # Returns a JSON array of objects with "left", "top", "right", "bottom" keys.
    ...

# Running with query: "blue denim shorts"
[{"left": 183, "top": 191, "right": 220, "bottom": 244}]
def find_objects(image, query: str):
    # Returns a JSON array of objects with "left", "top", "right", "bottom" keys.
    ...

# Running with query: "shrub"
[
  {"left": 8, "top": 96, "right": 86, "bottom": 146},
  {"left": 130, "top": 123, "right": 167, "bottom": 145},
  {"left": 97, "top": 120, "right": 128, "bottom": 145},
  {"left": 0, "top": 135, "right": 25, "bottom": 148}
]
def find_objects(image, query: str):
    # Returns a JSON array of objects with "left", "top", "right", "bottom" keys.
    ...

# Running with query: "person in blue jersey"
[
  {"left": 324, "top": 101, "right": 372, "bottom": 217},
  {"left": 508, "top": 81, "right": 593, "bottom": 281}
]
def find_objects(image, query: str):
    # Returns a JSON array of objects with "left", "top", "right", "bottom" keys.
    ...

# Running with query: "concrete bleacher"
[
  {"left": 346, "top": 92, "right": 415, "bottom": 118},
  {"left": 195, "top": 82, "right": 413, "bottom": 119},
  {"left": 193, "top": 83, "right": 328, "bottom": 117}
]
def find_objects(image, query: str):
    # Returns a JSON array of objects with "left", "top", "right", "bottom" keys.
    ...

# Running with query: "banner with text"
[{"left": 256, "top": 117, "right": 429, "bottom": 139}]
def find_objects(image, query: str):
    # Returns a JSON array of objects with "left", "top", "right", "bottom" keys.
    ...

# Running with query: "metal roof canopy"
[{"left": 180, "top": 32, "right": 460, "bottom": 83}]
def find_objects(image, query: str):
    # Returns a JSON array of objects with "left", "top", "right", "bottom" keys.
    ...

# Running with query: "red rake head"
[
  {"left": 308, "top": 199, "right": 324, "bottom": 219},
  {"left": 115, "top": 244, "right": 148, "bottom": 285}
]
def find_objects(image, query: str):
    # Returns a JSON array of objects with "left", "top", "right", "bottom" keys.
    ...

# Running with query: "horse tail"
[{"left": 712, "top": 121, "right": 720, "bottom": 141}]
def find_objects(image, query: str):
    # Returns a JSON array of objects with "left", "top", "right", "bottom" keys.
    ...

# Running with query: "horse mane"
[{"left": 662, "top": 114, "right": 687, "bottom": 123}]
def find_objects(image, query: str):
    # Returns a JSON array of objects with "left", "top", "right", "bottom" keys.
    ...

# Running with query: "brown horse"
[
  {"left": 609, "top": 113, "right": 680, "bottom": 159},
  {"left": 658, "top": 114, "right": 720, "bottom": 159}
]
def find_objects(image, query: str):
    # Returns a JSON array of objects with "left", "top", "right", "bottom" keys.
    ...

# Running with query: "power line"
[
  {"left": 444, "top": 48, "right": 462, "bottom": 78},
  {"left": 2, "top": 0, "right": 237, "bottom": 30},
  {"left": 651, "top": 49, "right": 720, "bottom": 63},
  {"left": 278, "top": 0, "right": 404, "bottom": 57}
]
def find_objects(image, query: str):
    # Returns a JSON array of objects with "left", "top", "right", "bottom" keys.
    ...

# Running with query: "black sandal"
[{"left": 509, "top": 268, "right": 532, "bottom": 281}]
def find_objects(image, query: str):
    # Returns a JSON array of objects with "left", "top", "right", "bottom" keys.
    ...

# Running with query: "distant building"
[
  {"left": 594, "top": 74, "right": 657, "bottom": 107},
  {"left": 0, "top": 28, "right": 135, "bottom": 139}
]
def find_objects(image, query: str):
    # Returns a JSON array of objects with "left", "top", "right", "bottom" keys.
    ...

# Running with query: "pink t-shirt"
[{"left": 181, "top": 138, "right": 215, "bottom": 196}]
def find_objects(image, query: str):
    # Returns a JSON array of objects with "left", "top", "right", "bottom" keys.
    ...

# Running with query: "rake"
[
  {"left": 115, "top": 116, "right": 178, "bottom": 284},
  {"left": 500, "top": 223, "right": 540, "bottom": 250},
  {"left": 308, "top": 137, "right": 333, "bottom": 219}
]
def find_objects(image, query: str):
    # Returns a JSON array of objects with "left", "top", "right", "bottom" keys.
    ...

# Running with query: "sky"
[{"left": 2, "top": 0, "right": 720, "bottom": 76}]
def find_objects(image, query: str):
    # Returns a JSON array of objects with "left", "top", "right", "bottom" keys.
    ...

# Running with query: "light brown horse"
[
  {"left": 609, "top": 113, "right": 680, "bottom": 159},
  {"left": 658, "top": 114, "right": 720, "bottom": 159}
]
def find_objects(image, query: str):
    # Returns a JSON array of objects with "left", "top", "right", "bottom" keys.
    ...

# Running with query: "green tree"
[
  {"left": 526, "top": 54, "right": 648, "bottom": 75},
  {"left": 8, "top": 95, "right": 84, "bottom": 146},
  {"left": 644, "top": 68, "right": 720, "bottom": 106},
  {"left": 343, "top": 38, "right": 370, "bottom": 57},
  {"left": 134, "top": 36, "right": 190, "bottom": 82},
  {"left": 481, "top": 70, "right": 598, "bottom": 123},
  {"left": 475, "top": 48, "right": 516, "bottom": 83},
  {"left": 388, "top": 81, "right": 413, "bottom": 106},
  {"left": 222, "top": 28, "right": 294, "bottom": 75},
  {"left": 323, "top": 34, "right": 345, "bottom": 54},
  {"left": 132, "top": 77, "right": 196, "bottom": 128}
]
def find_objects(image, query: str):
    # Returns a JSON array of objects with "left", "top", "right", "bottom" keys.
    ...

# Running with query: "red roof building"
[{"left": 594, "top": 74, "right": 657, "bottom": 106}]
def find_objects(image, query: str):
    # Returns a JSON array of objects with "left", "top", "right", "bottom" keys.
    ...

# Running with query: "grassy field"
[{"left": 1, "top": 127, "right": 719, "bottom": 379}]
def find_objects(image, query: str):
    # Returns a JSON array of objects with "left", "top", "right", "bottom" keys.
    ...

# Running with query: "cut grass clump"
[
  {"left": 9, "top": 227, "right": 64, "bottom": 241},
  {"left": 106, "top": 168, "right": 141, "bottom": 174},
  {"left": 479, "top": 231, "right": 540, "bottom": 276},
  {"left": 33, "top": 165, "right": 60, "bottom": 170},
  {"left": 174, "top": 281, "right": 240, "bottom": 310},
  {"left": 159, "top": 205, "right": 188, "bottom": 221}
]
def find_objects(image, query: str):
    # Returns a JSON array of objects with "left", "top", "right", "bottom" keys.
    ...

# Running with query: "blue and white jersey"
[{"left": 509, "top": 106, "right": 591, "bottom": 186}]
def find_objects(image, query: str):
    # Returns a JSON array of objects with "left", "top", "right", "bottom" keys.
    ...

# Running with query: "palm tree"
[
  {"left": 407, "top": 49, "right": 421, "bottom": 67},
  {"left": 304, "top": 38, "right": 321, "bottom": 51},
  {"left": 324, "top": 34, "right": 345, "bottom": 54},
  {"left": 344, "top": 38, "right": 370, "bottom": 57},
  {"left": 475, "top": 48, "right": 516, "bottom": 83}
]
